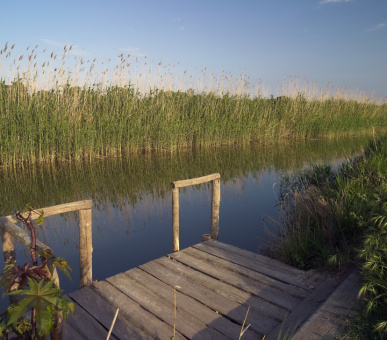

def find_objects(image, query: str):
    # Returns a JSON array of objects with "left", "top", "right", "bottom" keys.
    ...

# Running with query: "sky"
[{"left": 1, "top": 0, "right": 386, "bottom": 99}]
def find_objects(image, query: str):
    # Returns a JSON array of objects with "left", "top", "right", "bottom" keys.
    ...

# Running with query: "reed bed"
[{"left": 1, "top": 43, "right": 386, "bottom": 167}]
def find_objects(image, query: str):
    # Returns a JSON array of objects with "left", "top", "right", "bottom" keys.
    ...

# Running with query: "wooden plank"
[
  {"left": 169, "top": 249, "right": 303, "bottom": 310},
  {"left": 204, "top": 239, "right": 305, "bottom": 275},
  {"left": 140, "top": 257, "right": 279, "bottom": 336},
  {"left": 91, "top": 280, "right": 185, "bottom": 340},
  {"left": 63, "top": 299, "right": 113, "bottom": 340},
  {"left": 69, "top": 286, "right": 151, "bottom": 340},
  {"left": 171, "top": 173, "right": 220, "bottom": 188},
  {"left": 198, "top": 240, "right": 310, "bottom": 288},
  {"left": 5, "top": 200, "right": 93, "bottom": 222},
  {"left": 179, "top": 247, "right": 308, "bottom": 298},
  {"left": 292, "top": 271, "right": 361, "bottom": 340},
  {"left": 265, "top": 281, "right": 337, "bottom": 340},
  {"left": 124, "top": 267, "right": 260, "bottom": 340},
  {"left": 106, "top": 272, "right": 227, "bottom": 339},
  {"left": 62, "top": 322, "right": 87, "bottom": 340},
  {"left": 152, "top": 255, "right": 287, "bottom": 322}
]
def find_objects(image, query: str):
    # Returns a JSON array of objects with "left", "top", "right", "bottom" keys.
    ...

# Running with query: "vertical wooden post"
[
  {"left": 1, "top": 230, "right": 19, "bottom": 305},
  {"left": 1, "top": 230, "right": 16, "bottom": 265},
  {"left": 51, "top": 265, "right": 63, "bottom": 340},
  {"left": 79, "top": 208, "right": 93, "bottom": 287},
  {"left": 211, "top": 178, "right": 221, "bottom": 240},
  {"left": 172, "top": 188, "right": 180, "bottom": 252}
]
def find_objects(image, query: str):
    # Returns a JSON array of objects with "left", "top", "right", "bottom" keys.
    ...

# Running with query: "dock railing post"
[
  {"left": 0, "top": 230, "right": 19, "bottom": 305},
  {"left": 171, "top": 173, "right": 220, "bottom": 252},
  {"left": 79, "top": 207, "right": 93, "bottom": 287},
  {"left": 172, "top": 188, "right": 180, "bottom": 252},
  {"left": 211, "top": 178, "right": 220, "bottom": 240}
]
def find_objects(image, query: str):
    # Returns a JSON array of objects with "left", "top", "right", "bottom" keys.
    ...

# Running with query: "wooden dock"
[
  {"left": 63, "top": 239, "right": 342, "bottom": 339},
  {"left": 0, "top": 175, "right": 361, "bottom": 339}
]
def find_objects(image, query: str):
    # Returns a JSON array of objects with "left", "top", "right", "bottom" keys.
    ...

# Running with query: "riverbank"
[
  {"left": 263, "top": 136, "right": 387, "bottom": 338},
  {"left": 1, "top": 80, "right": 386, "bottom": 167}
]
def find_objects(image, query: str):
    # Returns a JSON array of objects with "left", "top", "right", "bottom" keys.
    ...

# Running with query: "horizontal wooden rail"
[
  {"left": 6, "top": 200, "right": 93, "bottom": 224},
  {"left": 171, "top": 174, "right": 221, "bottom": 252},
  {"left": 171, "top": 173, "right": 220, "bottom": 189}
]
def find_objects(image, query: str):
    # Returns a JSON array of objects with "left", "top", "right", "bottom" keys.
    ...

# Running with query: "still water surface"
[{"left": 0, "top": 136, "right": 371, "bottom": 308}]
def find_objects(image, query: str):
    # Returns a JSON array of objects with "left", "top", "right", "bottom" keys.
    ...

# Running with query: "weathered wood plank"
[
  {"left": 169, "top": 249, "right": 302, "bottom": 310},
  {"left": 265, "top": 281, "right": 337, "bottom": 340},
  {"left": 171, "top": 173, "right": 220, "bottom": 188},
  {"left": 69, "top": 286, "right": 150, "bottom": 340},
  {"left": 140, "top": 257, "right": 279, "bottom": 336},
  {"left": 63, "top": 299, "right": 114, "bottom": 340},
  {"left": 179, "top": 246, "right": 308, "bottom": 298},
  {"left": 91, "top": 280, "right": 185, "bottom": 340},
  {"left": 124, "top": 267, "right": 260, "bottom": 340},
  {"left": 62, "top": 322, "right": 87, "bottom": 340},
  {"left": 292, "top": 271, "right": 361, "bottom": 340},
  {"left": 198, "top": 240, "right": 310, "bottom": 287},
  {"left": 106, "top": 272, "right": 227, "bottom": 339},
  {"left": 153, "top": 255, "right": 287, "bottom": 321}
]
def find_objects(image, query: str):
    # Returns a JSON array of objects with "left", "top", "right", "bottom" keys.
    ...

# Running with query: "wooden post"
[
  {"left": 0, "top": 230, "right": 19, "bottom": 305},
  {"left": 211, "top": 178, "right": 221, "bottom": 240},
  {"left": 172, "top": 188, "right": 180, "bottom": 252},
  {"left": 1, "top": 230, "right": 16, "bottom": 266},
  {"left": 79, "top": 208, "right": 93, "bottom": 287}
]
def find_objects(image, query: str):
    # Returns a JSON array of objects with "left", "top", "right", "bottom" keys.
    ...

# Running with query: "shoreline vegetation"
[
  {"left": 1, "top": 43, "right": 386, "bottom": 167},
  {"left": 263, "top": 137, "right": 387, "bottom": 338}
]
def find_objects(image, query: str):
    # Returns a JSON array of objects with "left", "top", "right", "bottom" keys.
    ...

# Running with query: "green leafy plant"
[
  {"left": 0, "top": 205, "right": 74, "bottom": 339},
  {"left": 357, "top": 207, "right": 387, "bottom": 336}
]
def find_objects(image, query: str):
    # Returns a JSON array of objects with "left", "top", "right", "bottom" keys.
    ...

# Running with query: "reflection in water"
[{"left": 0, "top": 136, "right": 372, "bottom": 306}]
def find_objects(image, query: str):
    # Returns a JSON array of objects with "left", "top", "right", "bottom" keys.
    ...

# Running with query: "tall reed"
[{"left": 1, "top": 43, "right": 386, "bottom": 167}]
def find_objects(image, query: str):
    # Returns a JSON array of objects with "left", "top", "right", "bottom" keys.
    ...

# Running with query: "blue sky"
[{"left": 1, "top": 0, "right": 386, "bottom": 98}]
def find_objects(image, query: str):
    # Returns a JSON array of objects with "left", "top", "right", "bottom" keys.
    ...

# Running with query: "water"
[{"left": 0, "top": 136, "right": 371, "bottom": 310}]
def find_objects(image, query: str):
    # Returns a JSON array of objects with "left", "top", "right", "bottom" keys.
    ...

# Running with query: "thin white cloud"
[
  {"left": 41, "top": 38, "right": 62, "bottom": 47},
  {"left": 366, "top": 23, "right": 386, "bottom": 32},
  {"left": 120, "top": 47, "right": 147, "bottom": 57},
  {"left": 173, "top": 18, "right": 182, "bottom": 22},
  {"left": 179, "top": 26, "right": 186, "bottom": 31},
  {"left": 41, "top": 38, "right": 89, "bottom": 56},
  {"left": 319, "top": 0, "right": 353, "bottom": 4}
]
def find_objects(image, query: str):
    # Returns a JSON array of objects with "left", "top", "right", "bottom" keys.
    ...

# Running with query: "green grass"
[
  {"left": 264, "top": 137, "right": 387, "bottom": 338},
  {"left": 0, "top": 43, "right": 386, "bottom": 167}
]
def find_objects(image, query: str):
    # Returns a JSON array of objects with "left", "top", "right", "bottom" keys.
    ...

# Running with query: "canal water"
[{"left": 0, "top": 135, "right": 372, "bottom": 310}]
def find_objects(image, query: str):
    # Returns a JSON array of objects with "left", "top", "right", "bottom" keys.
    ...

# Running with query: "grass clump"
[{"left": 264, "top": 137, "right": 387, "bottom": 338}]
